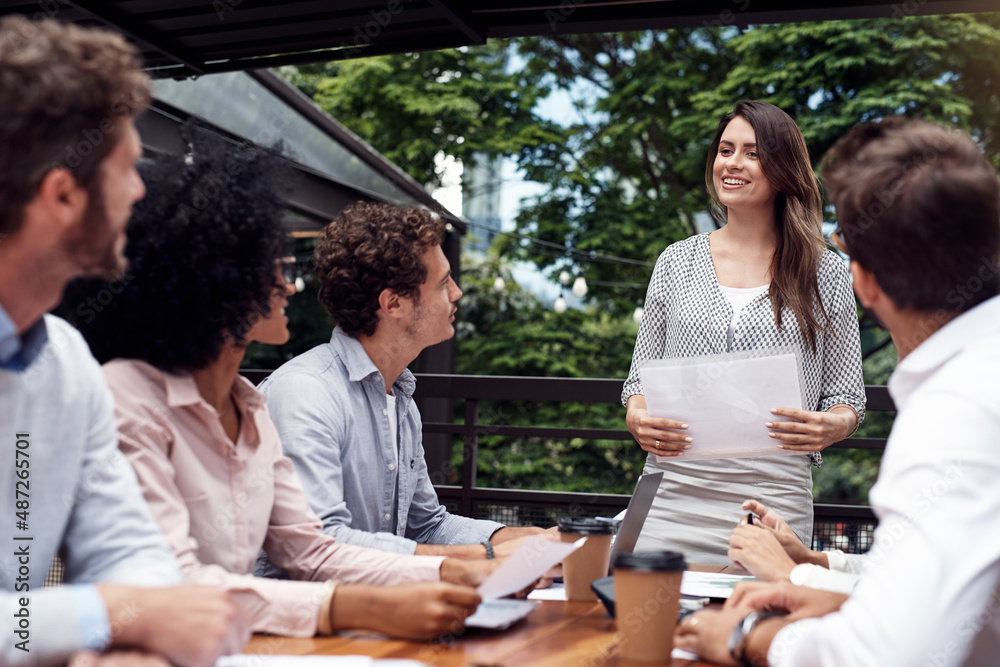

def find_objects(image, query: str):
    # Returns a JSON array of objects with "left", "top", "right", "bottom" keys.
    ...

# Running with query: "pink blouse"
[{"left": 103, "top": 359, "right": 445, "bottom": 636}]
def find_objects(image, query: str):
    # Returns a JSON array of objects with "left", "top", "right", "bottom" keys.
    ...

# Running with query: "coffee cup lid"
[
  {"left": 612, "top": 550, "right": 686, "bottom": 572},
  {"left": 557, "top": 517, "right": 614, "bottom": 535}
]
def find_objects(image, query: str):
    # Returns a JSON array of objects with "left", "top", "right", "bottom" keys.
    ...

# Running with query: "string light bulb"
[
  {"left": 559, "top": 269, "right": 571, "bottom": 286},
  {"left": 632, "top": 298, "right": 644, "bottom": 325},
  {"left": 493, "top": 276, "right": 505, "bottom": 292},
  {"left": 572, "top": 272, "right": 588, "bottom": 298},
  {"left": 554, "top": 293, "right": 567, "bottom": 313},
  {"left": 294, "top": 276, "right": 306, "bottom": 293}
]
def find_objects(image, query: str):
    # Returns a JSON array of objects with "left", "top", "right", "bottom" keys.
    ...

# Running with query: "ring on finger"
[
  {"left": 654, "top": 439, "right": 661, "bottom": 449},
  {"left": 687, "top": 616, "right": 698, "bottom": 629}
]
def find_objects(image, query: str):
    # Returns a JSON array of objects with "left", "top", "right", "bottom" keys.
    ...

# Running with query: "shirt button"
[
  {"left": 388, "top": 463, "right": 395, "bottom": 471},
  {"left": 384, "top": 513, "right": 391, "bottom": 521},
  {"left": 382, "top": 409, "right": 388, "bottom": 415}
]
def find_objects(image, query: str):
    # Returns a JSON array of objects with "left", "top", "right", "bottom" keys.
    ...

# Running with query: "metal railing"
[
  {"left": 243, "top": 371, "right": 893, "bottom": 554},
  {"left": 414, "top": 375, "right": 892, "bottom": 554}
]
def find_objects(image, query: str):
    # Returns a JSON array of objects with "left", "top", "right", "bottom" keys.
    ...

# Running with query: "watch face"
[{"left": 728, "top": 611, "right": 760, "bottom": 661}]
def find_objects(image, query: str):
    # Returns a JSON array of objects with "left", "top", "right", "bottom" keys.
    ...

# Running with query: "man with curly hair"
[
  {"left": 0, "top": 16, "right": 245, "bottom": 667},
  {"left": 261, "top": 201, "right": 545, "bottom": 559}
]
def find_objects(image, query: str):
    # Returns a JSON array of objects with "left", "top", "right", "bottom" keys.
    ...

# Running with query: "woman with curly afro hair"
[{"left": 66, "top": 130, "right": 487, "bottom": 640}]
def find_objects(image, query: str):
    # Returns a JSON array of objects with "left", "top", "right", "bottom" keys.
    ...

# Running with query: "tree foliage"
[
  {"left": 505, "top": 16, "right": 1000, "bottom": 314},
  {"left": 270, "top": 17, "right": 1000, "bottom": 502},
  {"left": 281, "top": 44, "right": 564, "bottom": 188},
  {"left": 455, "top": 255, "right": 642, "bottom": 494}
]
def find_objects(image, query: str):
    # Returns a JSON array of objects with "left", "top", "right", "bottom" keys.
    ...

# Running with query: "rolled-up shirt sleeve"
[
  {"left": 816, "top": 256, "right": 866, "bottom": 424},
  {"left": 404, "top": 430, "right": 501, "bottom": 546}
]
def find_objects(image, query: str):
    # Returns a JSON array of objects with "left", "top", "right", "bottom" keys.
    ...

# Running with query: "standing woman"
[{"left": 623, "top": 101, "right": 865, "bottom": 564}]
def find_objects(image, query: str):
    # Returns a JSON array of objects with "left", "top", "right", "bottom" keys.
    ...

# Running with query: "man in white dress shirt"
[
  {"left": 0, "top": 16, "right": 246, "bottom": 667},
  {"left": 676, "top": 117, "right": 1000, "bottom": 666}
]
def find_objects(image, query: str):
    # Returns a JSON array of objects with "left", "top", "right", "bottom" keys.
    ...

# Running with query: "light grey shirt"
[
  {"left": 0, "top": 312, "right": 181, "bottom": 666},
  {"left": 260, "top": 328, "right": 502, "bottom": 554}
]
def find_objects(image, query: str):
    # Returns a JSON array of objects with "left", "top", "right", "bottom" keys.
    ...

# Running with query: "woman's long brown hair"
[{"left": 704, "top": 100, "right": 829, "bottom": 353}]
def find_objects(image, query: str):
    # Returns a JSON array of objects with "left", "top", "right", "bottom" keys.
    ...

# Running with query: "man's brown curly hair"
[
  {"left": 315, "top": 201, "right": 446, "bottom": 338},
  {"left": 0, "top": 16, "right": 151, "bottom": 236}
]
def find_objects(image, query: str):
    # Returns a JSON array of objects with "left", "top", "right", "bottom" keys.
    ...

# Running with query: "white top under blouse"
[{"left": 718, "top": 283, "right": 769, "bottom": 349}]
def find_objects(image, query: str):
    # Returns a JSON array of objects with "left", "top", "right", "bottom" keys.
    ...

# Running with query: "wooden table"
[{"left": 242, "top": 565, "right": 738, "bottom": 666}]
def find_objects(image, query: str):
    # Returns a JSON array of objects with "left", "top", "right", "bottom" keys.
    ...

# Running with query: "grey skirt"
[{"left": 633, "top": 453, "right": 814, "bottom": 565}]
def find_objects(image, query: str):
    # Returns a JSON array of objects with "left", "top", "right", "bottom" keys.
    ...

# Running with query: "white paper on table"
[
  {"left": 527, "top": 582, "right": 567, "bottom": 601},
  {"left": 680, "top": 571, "right": 755, "bottom": 599},
  {"left": 477, "top": 536, "right": 586, "bottom": 600},
  {"left": 640, "top": 348, "right": 805, "bottom": 461},
  {"left": 217, "top": 657, "right": 429, "bottom": 666}
]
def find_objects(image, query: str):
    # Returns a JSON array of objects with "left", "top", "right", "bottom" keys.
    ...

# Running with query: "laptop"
[
  {"left": 606, "top": 471, "right": 663, "bottom": 574},
  {"left": 468, "top": 472, "right": 664, "bottom": 629}
]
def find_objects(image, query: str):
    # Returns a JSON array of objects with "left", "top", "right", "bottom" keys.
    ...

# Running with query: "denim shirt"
[{"left": 260, "top": 327, "right": 502, "bottom": 554}]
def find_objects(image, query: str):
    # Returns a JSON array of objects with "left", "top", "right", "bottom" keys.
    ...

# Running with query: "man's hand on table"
[
  {"left": 333, "top": 583, "right": 481, "bottom": 639},
  {"left": 493, "top": 527, "right": 559, "bottom": 559},
  {"left": 675, "top": 606, "right": 744, "bottom": 666},
  {"left": 675, "top": 580, "right": 850, "bottom": 664},
  {"left": 728, "top": 581, "right": 848, "bottom": 619},
  {"left": 97, "top": 584, "right": 249, "bottom": 667}
]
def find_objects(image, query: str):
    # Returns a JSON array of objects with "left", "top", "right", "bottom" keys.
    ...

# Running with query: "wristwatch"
[
  {"left": 728, "top": 610, "right": 782, "bottom": 666},
  {"left": 482, "top": 539, "right": 495, "bottom": 559}
]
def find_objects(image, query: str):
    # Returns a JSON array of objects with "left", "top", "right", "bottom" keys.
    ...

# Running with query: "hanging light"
[
  {"left": 632, "top": 298, "right": 644, "bottom": 325},
  {"left": 572, "top": 272, "right": 588, "bottom": 298},
  {"left": 493, "top": 276, "right": 506, "bottom": 292},
  {"left": 294, "top": 276, "right": 306, "bottom": 293},
  {"left": 559, "top": 269, "right": 572, "bottom": 286},
  {"left": 554, "top": 293, "right": 567, "bottom": 313}
]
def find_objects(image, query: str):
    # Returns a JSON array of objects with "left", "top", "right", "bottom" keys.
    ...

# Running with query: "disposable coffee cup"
[
  {"left": 558, "top": 517, "right": 614, "bottom": 601},
  {"left": 613, "top": 550, "right": 686, "bottom": 663}
]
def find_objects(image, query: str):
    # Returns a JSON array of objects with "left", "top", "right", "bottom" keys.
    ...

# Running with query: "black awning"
[{"left": 1, "top": 0, "right": 994, "bottom": 78}]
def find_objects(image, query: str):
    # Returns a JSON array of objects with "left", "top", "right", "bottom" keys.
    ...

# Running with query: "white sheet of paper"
[
  {"left": 680, "top": 571, "right": 755, "bottom": 598},
  {"left": 527, "top": 582, "right": 567, "bottom": 601},
  {"left": 477, "top": 536, "right": 585, "bottom": 600},
  {"left": 640, "top": 351, "right": 804, "bottom": 461}
]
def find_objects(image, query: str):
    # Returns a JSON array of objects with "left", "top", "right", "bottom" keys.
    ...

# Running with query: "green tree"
[
  {"left": 455, "top": 255, "right": 642, "bottom": 494},
  {"left": 505, "top": 16, "right": 1000, "bottom": 314},
  {"left": 280, "top": 44, "right": 564, "bottom": 188}
]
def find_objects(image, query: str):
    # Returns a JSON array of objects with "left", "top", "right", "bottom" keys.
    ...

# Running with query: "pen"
[{"left": 746, "top": 512, "right": 754, "bottom": 526}]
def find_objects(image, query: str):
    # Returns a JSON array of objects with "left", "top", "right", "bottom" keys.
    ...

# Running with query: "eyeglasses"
[{"left": 279, "top": 257, "right": 298, "bottom": 285}]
